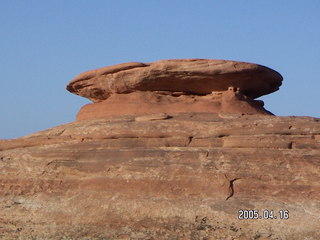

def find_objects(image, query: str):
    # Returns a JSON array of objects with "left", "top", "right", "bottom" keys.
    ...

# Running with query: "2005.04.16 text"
[{"left": 238, "top": 210, "right": 289, "bottom": 220}]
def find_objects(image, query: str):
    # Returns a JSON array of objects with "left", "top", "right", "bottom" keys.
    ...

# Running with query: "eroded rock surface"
[
  {"left": 1, "top": 59, "right": 318, "bottom": 239},
  {"left": 76, "top": 88, "right": 272, "bottom": 121},
  {"left": 0, "top": 113, "right": 319, "bottom": 239},
  {"left": 67, "top": 59, "right": 282, "bottom": 102},
  {"left": 67, "top": 59, "right": 283, "bottom": 120}
]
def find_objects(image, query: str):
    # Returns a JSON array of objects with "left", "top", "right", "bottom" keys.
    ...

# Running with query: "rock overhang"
[
  {"left": 2, "top": 59, "right": 320, "bottom": 239},
  {"left": 67, "top": 59, "right": 283, "bottom": 102}
]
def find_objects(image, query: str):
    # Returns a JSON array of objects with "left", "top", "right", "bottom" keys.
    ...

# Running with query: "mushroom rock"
[
  {"left": 67, "top": 59, "right": 282, "bottom": 120},
  {"left": 1, "top": 59, "right": 320, "bottom": 239}
]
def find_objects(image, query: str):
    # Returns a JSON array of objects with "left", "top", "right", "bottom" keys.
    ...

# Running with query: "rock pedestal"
[
  {"left": 66, "top": 59, "right": 282, "bottom": 120},
  {"left": 0, "top": 59, "right": 319, "bottom": 239}
]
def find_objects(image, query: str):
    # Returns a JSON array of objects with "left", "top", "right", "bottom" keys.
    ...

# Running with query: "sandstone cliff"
[{"left": 0, "top": 59, "right": 319, "bottom": 239}]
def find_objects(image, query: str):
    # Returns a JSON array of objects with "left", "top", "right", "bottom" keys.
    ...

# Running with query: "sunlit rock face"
[
  {"left": 75, "top": 88, "right": 274, "bottom": 121},
  {"left": 66, "top": 59, "right": 282, "bottom": 120},
  {"left": 0, "top": 60, "right": 319, "bottom": 239},
  {"left": 67, "top": 59, "right": 282, "bottom": 101}
]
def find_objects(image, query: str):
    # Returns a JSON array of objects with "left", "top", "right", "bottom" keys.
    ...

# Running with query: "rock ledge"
[{"left": 67, "top": 59, "right": 283, "bottom": 120}]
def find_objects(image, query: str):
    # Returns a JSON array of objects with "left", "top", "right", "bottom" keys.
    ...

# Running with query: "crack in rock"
[{"left": 225, "top": 174, "right": 241, "bottom": 201}]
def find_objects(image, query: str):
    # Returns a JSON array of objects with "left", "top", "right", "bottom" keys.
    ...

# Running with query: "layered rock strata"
[
  {"left": 75, "top": 88, "right": 272, "bottom": 121},
  {"left": 66, "top": 59, "right": 282, "bottom": 120},
  {"left": 0, "top": 113, "right": 319, "bottom": 239},
  {"left": 1, "top": 59, "right": 319, "bottom": 239}
]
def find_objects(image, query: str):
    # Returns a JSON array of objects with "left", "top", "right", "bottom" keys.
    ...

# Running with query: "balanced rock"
[
  {"left": 67, "top": 59, "right": 283, "bottom": 120},
  {"left": 1, "top": 59, "right": 319, "bottom": 239}
]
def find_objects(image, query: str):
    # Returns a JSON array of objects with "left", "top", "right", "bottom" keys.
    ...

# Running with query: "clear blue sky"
[{"left": 1, "top": 1, "right": 320, "bottom": 139}]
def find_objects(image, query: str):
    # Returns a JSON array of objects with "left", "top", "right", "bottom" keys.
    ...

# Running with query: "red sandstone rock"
[
  {"left": 67, "top": 59, "right": 283, "bottom": 102},
  {"left": 76, "top": 88, "right": 272, "bottom": 121},
  {"left": 67, "top": 59, "right": 283, "bottom": 120},
  {"left": 0, "top": 113, "right": 319, "bottom": 239},
  {"left": 1, "top": 59, "right": 318, "bottom": 239}
]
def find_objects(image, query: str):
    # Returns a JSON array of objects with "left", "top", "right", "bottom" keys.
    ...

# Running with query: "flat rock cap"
[{"left": 67, "top": 59, "right": 283, "bottom": 102}]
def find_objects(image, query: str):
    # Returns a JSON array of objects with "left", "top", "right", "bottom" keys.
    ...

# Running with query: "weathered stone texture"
[
  {"left": 66, "top": 59, "right": 282, "bottom": 120},
  {"left": 1, "top": 113, "right": 319, "bottom": 239},
  {"left": 75, "top": 89, "right": 272, "bottom": 121},
  {"left": 67, "top": 59, "right": 282, "bottom": 102},
  {"left": 1, "top": 59, "right": 318, "bottom": 239}
]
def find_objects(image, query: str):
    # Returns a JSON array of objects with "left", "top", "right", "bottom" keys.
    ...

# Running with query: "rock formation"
[
  {"left": 67, "top": 59, "right": 282, "bottom": 120},
  {"left": 0, "top": 59, "right": 319, "bottom": 239}
]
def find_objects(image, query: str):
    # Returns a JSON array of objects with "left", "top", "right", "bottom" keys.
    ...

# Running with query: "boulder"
[
  {"left": 67, "top": 59, "right": 283, "bottom": 120},
  {"left": 67, "top": 59, "right": 283, "bottom": 102}
]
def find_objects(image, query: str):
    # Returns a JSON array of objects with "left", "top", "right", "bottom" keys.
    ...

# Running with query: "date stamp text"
[{"left": 238, "top": 209, "right": 289, "bottom": 220}]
